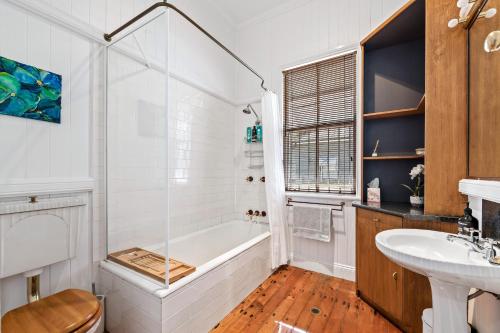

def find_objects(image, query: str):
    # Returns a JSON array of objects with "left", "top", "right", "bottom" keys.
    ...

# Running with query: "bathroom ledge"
[
  {"left": 459, "top": 179, "right": 500, "bottom": 203},
  {"left": 0, "top": 197, "right": 86, "bottom": 215},
  {"left": 286, "top": 192, "right": 360, "bottom": 202},
  {"left": 353, "top": 201, "right": 459, "bottom": 223}
]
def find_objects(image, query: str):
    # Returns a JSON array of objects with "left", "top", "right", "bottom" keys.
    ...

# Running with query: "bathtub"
[{"left": 99, "top": 220, "right": 272, "bottom": 333}]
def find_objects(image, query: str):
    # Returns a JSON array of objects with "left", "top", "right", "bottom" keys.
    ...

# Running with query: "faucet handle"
[
  {"left": 483, "top": 238, "right": 500, "bottom": 265},
  {"left": 464, "top": 227, "right": 476, "bottom": 233},
  {"left": 465, "top": 227, "right": 481, "bottom": 237},
  {"left": 484, "top": 238, "right": 499, "bottom": 247}
]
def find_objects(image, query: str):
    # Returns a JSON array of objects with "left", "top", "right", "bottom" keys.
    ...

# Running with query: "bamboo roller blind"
[{"left": 283, "top": 51, "right": 357, "bottom": 194}]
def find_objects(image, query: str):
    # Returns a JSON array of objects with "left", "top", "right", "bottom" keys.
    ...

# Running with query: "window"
[{"left": 283, "top": 51, "right": 357, "bottom": 194}]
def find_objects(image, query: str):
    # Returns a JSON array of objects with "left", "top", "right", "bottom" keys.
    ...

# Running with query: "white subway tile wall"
[
  {"left": 168, "top": 79, "right": 237, "bottom": 239},
  {"left": 234, "top": 103, "right": 268, "bottom": 223}
]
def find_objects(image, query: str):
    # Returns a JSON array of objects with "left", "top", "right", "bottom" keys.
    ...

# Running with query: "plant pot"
[{"left": 410, "top": 196, "right": 424, "bottom": 208}]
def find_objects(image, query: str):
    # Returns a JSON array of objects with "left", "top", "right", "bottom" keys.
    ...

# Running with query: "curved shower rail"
[{"left": 104, "top": 1, "right": 268, "bottom": 91}]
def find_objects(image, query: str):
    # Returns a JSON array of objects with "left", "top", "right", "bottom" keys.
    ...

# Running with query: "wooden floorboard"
[{"left": 211, "top": 266, "right": 401, "bottom": 333}]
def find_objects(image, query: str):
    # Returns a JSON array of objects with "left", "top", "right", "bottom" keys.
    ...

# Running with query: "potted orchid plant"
[{"left": 401, "top": 164, "right": 424, "bottom": 207}]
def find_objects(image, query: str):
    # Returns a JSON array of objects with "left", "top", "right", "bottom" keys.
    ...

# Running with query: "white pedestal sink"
[{"left": 376, "top": 229, "right": 500, "bottom": 333}]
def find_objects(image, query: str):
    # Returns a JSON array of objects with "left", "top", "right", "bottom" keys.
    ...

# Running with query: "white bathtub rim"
[
  {"left": 99, "top": 230, "right": 271, "bottom": 299},
  {"left": 157, "top": 230, "right": 271, "bottom": 298},
  {"left": 167, "top": 220, "right": 269, "bottom": 246}
]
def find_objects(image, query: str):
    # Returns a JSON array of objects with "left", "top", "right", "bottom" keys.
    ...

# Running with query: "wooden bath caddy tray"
[{"left": 108, "top": 248, "right": 195, "bottom": 283}]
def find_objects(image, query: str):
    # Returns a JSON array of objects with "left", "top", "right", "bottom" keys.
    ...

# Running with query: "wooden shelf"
[
  {"left": 364, "top": 96, "right": 425, "bottom": 120},
  {"left": 364, "top": 154, "right": 424, "bottom": 161},
  {"left": 364, "top": 108, "right": 422, "bottom": 120}
]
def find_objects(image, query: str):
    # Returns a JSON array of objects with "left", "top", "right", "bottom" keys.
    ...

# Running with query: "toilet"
[
  {"left": 2, "top": 289, "right": 103, "bottom": 332},
  {"left": 0, "top": 197, "right": 103, "bottom": 333},
  {"left": 422, "top": 308, "right": 472, "bottom": 333}
]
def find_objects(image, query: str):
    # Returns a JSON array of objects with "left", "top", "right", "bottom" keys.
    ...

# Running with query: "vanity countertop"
[{"left": 353, "top": 201, "right": 459, "bottom": 223}]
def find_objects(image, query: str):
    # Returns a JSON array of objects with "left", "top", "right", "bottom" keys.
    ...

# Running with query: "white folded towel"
[{"left": 291, "top": 205, "right": 332, "bottom": 242}]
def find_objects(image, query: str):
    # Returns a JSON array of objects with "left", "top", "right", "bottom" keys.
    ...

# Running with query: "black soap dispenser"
[{"left": 458, "top": 203, "right": 479, "bottom": 235}]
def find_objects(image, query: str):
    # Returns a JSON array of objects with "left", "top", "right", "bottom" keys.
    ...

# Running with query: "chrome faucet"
[
  {"left": 447, "top": 228, "right": 500, "bottom": 265},
  {"left": 447, "top": 229, "right": 484, "bottom": 253},
  {"left": 484, "top": 239, "right": 500, "bottom": 265}
]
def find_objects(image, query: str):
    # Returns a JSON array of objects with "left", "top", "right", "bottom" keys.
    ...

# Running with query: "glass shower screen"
[{"left": 105, "top": 13, "right": 170, "bottom": 286}]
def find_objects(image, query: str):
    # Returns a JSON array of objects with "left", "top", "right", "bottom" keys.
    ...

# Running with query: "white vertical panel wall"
[
  {"left": 0, "top": 0, "right": 98, "bottom": 317},
  {"left": 0, "top": 1, "right": 91, "bottom": 187},
  {"left": 235, "top": 0, "right": 408, "bottom": 101},
  {"left": 233, "top": 0, "right": 407, "bottom": 280}
]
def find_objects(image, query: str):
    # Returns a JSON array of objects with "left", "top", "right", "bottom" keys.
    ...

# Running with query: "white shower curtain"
[{"left": 262, "top": 91, "right": 288, "bottom": 269}]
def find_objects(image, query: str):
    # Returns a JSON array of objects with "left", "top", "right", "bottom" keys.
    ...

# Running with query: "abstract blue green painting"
[{"left": 0, "top": 56, "right": 62, "bottom": 123}]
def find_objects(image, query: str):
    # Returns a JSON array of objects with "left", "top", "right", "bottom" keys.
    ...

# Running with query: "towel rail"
[{"left": 286, "top": 198, "right": 345, "bottom": 211}]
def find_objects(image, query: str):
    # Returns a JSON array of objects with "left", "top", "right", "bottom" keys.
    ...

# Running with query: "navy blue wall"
[
  {"left": 364, "top": 115, "right": 425, "bottom": 155},
  {"left": 364, "top": 39, "right": 425, "bottom": 114},
  {"left": 364, "top": 160, "right": 424, "bottom": 203},
  {"left": 362, "top": 37, "right": 425, "bottom": 203}
]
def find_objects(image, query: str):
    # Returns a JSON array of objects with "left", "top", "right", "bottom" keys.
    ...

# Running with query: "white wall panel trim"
[
  {"left": 6, "top": 0, "right": 242, "bottom": 108},
  {"left": 0, "top": 178, "right": 94, "bottom": 198},
  {"left": 170, "top": 71, "right": 237, "bottom": 107},
  {"left": 236, "top": 0, "right": 312, "bottom": 30},
  {"left": 3, "top": 0, "right": 105, "bottom": 44},
  {"left": 108, "top": 45, "right": 238, "bottom": 106}
]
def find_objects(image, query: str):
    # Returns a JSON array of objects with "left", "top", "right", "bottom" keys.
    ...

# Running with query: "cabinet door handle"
[
  {"left": 373, "top": 218, "right": 380, "bottom": 222},
  {"left": 393, "top": 272, "right": 398, "bottom": 281}
]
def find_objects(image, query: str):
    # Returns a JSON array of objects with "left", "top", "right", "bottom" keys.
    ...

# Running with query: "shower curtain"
[{"left": 262, "top": 91, "right": 288, "bottom": 269}]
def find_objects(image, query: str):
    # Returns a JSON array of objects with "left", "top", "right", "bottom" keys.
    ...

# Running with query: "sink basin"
[{"left": 376, "top": 229, "right": 500, "bottom": 333}]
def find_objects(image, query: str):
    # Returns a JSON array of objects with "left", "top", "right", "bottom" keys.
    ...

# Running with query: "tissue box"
[{"left": 367, "top": 188, "right": 381, "bottom": 203}]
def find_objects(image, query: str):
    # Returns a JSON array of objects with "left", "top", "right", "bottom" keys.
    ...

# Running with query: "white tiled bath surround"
[{"left": 100, "top": 232, "right": 272, "bottom": 333}]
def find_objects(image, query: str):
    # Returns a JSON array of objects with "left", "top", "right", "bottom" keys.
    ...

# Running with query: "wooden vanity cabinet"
[
  {"left": 356, "top": 209, "right": 403, "bottom": 323},
  {"left": 356, "top": 208, "right": 458, "bottom": 333}
]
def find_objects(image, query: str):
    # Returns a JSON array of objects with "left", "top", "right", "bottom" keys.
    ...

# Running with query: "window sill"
[{"left": 285, "top": 191, "right": 360, "bottom": 202}]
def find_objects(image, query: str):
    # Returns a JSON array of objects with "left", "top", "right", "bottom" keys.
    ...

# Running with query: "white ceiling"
[{"left": 209, "top": 0, "right": 294, "bottom": 26}]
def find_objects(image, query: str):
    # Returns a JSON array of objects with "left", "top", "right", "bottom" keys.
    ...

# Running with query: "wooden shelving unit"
[
  {"left": 357, "top": 2, "right": 432, "bottom": 333},
  {"left": 361, "top": 0, "right": 425, "bottom": 204},
  {"left": 364, "top": 154, "right": 424, "bottom": 161}
]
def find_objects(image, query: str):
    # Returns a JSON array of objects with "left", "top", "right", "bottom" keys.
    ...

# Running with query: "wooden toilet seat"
[{"left": 2, "top": 289, "right": 102, "bottom": 333}]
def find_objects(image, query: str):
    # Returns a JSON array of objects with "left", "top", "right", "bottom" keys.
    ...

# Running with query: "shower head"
[{"left": 242, "top": 104, "right": 261, "bottom": 125}]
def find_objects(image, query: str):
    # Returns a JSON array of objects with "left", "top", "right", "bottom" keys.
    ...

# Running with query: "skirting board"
[{"left": 291, "top": 260, "right": 355, "bottom": 282}]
